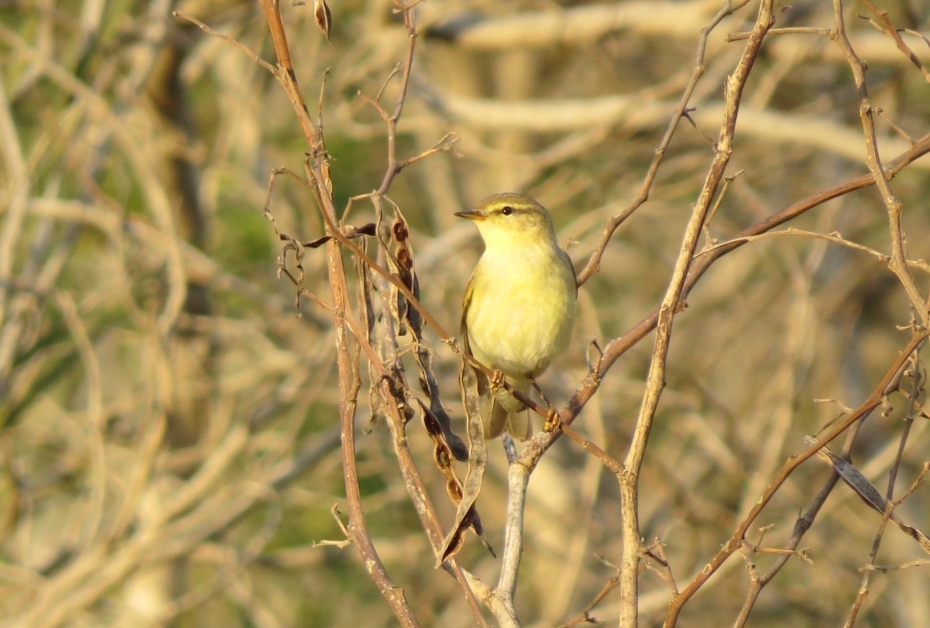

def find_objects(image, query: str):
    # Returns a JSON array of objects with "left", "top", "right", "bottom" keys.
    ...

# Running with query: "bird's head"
[{"left": 455, "top": 193, "right": 557, "bottom": 250}]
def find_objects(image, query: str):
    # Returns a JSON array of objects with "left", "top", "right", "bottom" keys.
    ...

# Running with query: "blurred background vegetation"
[{"left": 1, "top": 0, "right": 930, "bottom": 626}]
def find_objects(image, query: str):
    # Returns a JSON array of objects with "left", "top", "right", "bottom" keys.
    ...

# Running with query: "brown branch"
[
  {"left": 844, "top": 351, "right": 924, "bottom": 626},
  {"left": 862, "top": 558, "right": 930, "bottom": 573},
  {"left": 731, "top": 408, "right": 868, "bottom": 628},
  {"left": 575, "top": 0, "right": 743, "bottom": 287},
  {"left": 727, "top": 26, "right": 833, "bottom": 41},
  {"left": 360, "top": 251, "right": 490, "bottom": 624},
  {"left": 316, "top": 2, "right": 488, "bottom": 620},
  {"left": 559, "top": 130, "right": 930, "bottom": 441},
  {"left": 844, "top": 501, "right": 895, "bottom": 627},
  {"left": 490, "top": 135, "right": 930, "bottom": 626},
  {"left": 478, "top": 7, "right": 930, "bottom": 621},
  {"left": 378, "top": 6, "right": 418, "bottom": 196},
  {"left": 556, "top": 569, "right": 621, "bottom": 628},
  {"left": 172, "top": 12, "right": 277, "bottom": 74},
  {"left": 665, "top": 330, "right": 929, "bottom": 626},
  {"left": 255, "top": 29, "right": 486, "bottom": 622},
  {"left": 560, "top": 424, "right": 623, "bottom": 475},
  {"left": 731, "top": 416, "right": 863, "bottom": 628},
  {"left": 859, "top": 0, "right": 930, "bottom": 83},
  {"left": 486, "top": 11, "right": 759, "bottom": 612},
  {"left": 830, "top": 0, "right": 927, "bottom": 323},
  {"left": 220, "top": 4, "right": 930, "bottom": 625},
  {"left": 616, "top": 1, "right": 776, "bottom": 623},
  {"left": 257, "top": 1, "right": 420, "bottom": 625}
]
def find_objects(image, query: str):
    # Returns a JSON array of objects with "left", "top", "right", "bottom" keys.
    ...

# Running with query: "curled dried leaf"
[
  {"left": 301, "top": 223, "right": 375, "bottom": 248},
  {"left": 811, "top": 438, "right": 930, "bottom": 555},
  {"left": 347, "top": 222, "right": 377, "bottom": 237}
]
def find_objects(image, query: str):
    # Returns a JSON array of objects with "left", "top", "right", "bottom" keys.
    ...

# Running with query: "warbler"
[{"left": 457, "top": 193, "right": 577, "bottom": 439}]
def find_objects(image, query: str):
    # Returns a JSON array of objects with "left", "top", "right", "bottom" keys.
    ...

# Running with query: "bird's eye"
[{"left": 500, "top": 206, "right": 515, "bottom": 216}]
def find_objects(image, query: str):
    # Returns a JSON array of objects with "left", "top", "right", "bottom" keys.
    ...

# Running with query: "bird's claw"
[
  {"left": 490, "top": 369, "right": 506, "bottom": 393},
  {"left": 543, "top": 407, "right": 562, "bottom": 432}
]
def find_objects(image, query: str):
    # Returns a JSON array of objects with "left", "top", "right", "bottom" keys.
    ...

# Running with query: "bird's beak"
[{"left": 454, "top": 210, "right": 486, "bottom": 221}]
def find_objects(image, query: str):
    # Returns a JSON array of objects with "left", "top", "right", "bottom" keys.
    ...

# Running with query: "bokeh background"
[{"left": 2, "top": 0, "right": 930, "bottom": 626}]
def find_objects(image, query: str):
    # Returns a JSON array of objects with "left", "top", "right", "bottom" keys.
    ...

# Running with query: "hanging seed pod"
[{"left": 313, "top": 0, "right": 333, "bottom": 42}]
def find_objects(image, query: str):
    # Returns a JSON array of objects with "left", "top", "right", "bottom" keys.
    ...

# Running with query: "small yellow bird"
[{"left": 457, "top": 193, "right": 577, "bottom": 439}]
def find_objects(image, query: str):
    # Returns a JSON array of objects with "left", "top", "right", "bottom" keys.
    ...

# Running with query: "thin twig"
[
  {"left": 844, "top": 352, "right": 924, "bottom": 627},
  {"left": 727, "top": 26, "right": 833, "bottom": 41},
  {"left": 666, "top": 330, "right": 928, "bottom": 626},
  {"left": 859, "top": 0, "right": 930, "bottom": 83},
  {"left": 615, "top": 2, "right": 776, "bottom": 625},
  {"left": 731, "top": 412, "right": 872, "bottom": 627},
  {"left": 575, "top": 0, "right": 746, "bottom": 287},
  {"left": 830, "top": 0, "right": 927, "bottom": 324},
  {"left": 173, "top": 12, "right": 277, "bottom": 74},
  {"left": 258, "top": 1, "right": 419, "bottom": 624}
]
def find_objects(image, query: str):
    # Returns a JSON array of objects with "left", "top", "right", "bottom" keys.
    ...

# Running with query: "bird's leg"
[{"left": 531, "top": 378, "right": 561, "bottom": 432}]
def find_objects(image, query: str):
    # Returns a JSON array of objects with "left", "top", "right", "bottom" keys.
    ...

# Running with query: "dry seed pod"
[{"left": 313, "top": 0, "right": 332, "bottom": 42}]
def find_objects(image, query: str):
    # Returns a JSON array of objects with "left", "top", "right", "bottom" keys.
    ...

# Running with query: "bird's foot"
[
  {"left": 489, "top": 369, "right": 506, "bottom": 393},
  {"left": 543, "top": 407, "right": 562, "bottom": 433}
]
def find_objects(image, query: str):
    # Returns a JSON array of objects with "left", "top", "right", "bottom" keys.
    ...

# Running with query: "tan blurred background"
[{"left": 2, "top": 0, "right": 930, "bottom": 626}]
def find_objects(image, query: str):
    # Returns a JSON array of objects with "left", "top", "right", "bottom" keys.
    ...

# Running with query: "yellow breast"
[{"left": 465, "top": 241, "right": 576, "bottom": 381}]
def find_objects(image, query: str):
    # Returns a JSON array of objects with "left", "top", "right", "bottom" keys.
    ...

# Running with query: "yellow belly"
[{"left": 465, "top": 246, "right": 576, "bottom": 380}]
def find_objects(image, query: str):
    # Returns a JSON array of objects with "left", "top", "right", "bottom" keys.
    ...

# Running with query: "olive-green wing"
[
  {"left": 560, "top": 248, "right": 579, "bottom": 295},
  {"left": 460, "top": 272, "right": 489, "bottom": 396},
  {"left": 460, "top": 272, "right": 475, "bottom": 357}
]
